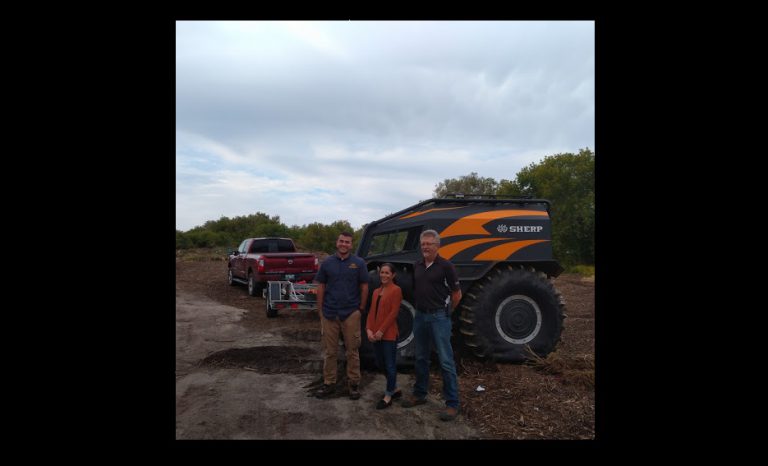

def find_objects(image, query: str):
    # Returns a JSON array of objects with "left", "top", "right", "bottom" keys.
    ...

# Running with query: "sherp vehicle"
[{"left": 357, "top": 194, "right": 566, "bottom": 364}]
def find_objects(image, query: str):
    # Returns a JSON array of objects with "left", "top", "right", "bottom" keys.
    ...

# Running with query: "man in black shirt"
[{"left": 401, "top": 229, "right": 462, "bottom": 421}]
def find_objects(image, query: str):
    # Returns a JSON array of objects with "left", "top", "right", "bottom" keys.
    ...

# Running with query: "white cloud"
[{"left": 176, "top": 21, "right": 594, "bottom": 231}]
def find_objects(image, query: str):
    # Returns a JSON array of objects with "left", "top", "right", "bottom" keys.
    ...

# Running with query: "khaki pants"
[{"left": 321, "top": 310, "right": 361, "bottom": 386}]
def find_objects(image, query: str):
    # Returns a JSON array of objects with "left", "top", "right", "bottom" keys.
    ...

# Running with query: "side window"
[
  {"left": 238, "top": 240, "right": 248, "bottom": 253},
  {"left": 368, "top": 230, "right": 410, "bottom": 256}
]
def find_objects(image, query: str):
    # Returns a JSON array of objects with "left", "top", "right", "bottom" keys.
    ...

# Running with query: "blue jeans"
[
  {"left": 412, "top": 309, "right": 459, "bottom": 409},
  {"left": 373, "top": 340, "right": 398, "bottom": 396}
]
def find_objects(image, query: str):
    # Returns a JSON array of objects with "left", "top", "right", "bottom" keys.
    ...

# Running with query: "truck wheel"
[
  {"left": 460, "top": 265, "right": 564, "bottom": 362},
  {"left": 247, "top": 272, "right": 262, "bottom": 297},
  {"left": 227, "top": 268, "right": 235, "bottom": 286},
  {"left": 266, "top": 305, "right": 278, "bottom": 318}
]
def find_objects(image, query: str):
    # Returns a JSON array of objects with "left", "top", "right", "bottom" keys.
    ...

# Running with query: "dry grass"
[
  {"left": 525, "top": 346, "right": 594, "bottom": 389},
  {"left": 445, "top": 355, "right": 595, "bottom": 439}
]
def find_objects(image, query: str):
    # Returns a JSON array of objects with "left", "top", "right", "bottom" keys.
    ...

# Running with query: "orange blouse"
[{"left": 365, "top": 284, "right": 402, "bottom": 342}]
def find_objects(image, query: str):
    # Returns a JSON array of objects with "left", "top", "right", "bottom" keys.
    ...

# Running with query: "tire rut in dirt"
[{"left": 200, "top": 346, "right": 321, "bottom": 373}]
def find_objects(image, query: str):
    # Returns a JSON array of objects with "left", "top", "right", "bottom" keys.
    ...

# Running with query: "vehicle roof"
[{"left": 372, "top": 197, "right": 550, "bottom": 230}]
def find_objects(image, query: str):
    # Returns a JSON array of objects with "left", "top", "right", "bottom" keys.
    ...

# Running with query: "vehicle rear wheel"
[
  {"left": 266, "top": 305, "right": 278, "bottom": 318},
  {"left": 247, "top": 272, "right": 262, "bottom": 297},
  {"left": 459, "top": 265, "right": 564, "bottom": 362}
]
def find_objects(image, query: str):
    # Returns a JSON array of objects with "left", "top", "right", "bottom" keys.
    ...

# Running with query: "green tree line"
[
  {"left": 176, "top": 213, "right": 361, "bottom": 254},
  {"left": 177, "top": 148, "right": 594, "bottom": 265}
]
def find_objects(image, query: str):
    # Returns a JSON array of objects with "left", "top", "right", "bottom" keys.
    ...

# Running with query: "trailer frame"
[{"left": 265, "top": 280, "right": 319, "bottom": 317}]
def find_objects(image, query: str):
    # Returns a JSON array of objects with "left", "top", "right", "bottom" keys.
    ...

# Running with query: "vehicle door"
[{"left": 234, "top": 239, "right": 249, "bottom": 279}]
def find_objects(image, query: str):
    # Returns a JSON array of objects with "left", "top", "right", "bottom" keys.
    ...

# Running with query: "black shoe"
[
  {"left": 392, "top": 390, "right": 402, "bottom": 400},
  {"left": 315, "top": 384, "right": 336, "bottom": 399},
  {"left": 376, "top": 398, "right": 393, "bottom": 410},
  {"left": 349, "top": 384, "right": 361, "bottom": 400}
]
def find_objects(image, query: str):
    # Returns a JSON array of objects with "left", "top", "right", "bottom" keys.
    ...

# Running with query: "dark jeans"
[
  {"left": 373, "top": 340, "right": 398, "bottom": 396},
  {"left": 412, "top": 309, "right": 459, "bottom": 409}
]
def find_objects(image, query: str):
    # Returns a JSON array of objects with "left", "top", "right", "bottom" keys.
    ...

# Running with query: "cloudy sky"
[{"left": 176, "top": 21, "right": 594, "bottom": 232}]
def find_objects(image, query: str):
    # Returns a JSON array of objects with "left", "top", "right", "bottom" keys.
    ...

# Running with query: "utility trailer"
[{"left": 265, "top": 280, "right": 319, "bottom": 318}]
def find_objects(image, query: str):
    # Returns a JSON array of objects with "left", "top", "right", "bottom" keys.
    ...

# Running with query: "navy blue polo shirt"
[
  {"left": 315, "top": 253, "right": 369, "bottom": 320},
  {"left": 414, "top": 255, "right": 460, "bottom": 311}
]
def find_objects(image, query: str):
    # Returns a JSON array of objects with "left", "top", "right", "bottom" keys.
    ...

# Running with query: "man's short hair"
[{"left": 420, "top": 229, "right": 440, "bottom": 245}]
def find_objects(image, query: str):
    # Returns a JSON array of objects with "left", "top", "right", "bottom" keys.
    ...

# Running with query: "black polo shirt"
[{"left": 414, "top": 254, "right": 460, "bottom": 311}]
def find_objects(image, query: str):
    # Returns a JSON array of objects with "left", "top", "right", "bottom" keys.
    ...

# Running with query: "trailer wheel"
[
  {"left": 460, "top": 265, "right": 564, "bottom": 362},
  {"left": 266, "top": 305, "right": 278, "bottom": 318}
]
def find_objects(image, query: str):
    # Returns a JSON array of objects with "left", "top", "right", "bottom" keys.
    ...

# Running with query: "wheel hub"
[{"left": 495, "top": 295, "right": 542, "bottom": 344}]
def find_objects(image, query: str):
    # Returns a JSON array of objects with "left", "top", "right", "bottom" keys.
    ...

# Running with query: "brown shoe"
[
  {"left": 401, "top": 395, "right": 427, "bottom": 408},
  {"left": 439, "top": 406, "right": 460, "bottom": 421}
]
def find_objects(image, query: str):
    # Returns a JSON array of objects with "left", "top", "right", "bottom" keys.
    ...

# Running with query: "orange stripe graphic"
[
  {"left": 473, "top": 240, "right": 548, "bottom": 261},
  {"left": 399, "top": 206, "right": 464, "bottom": 220},
  {"left": 438, "top": 238, "right": 508, "bottom": 260},
  {"left": 440, "top": 210, "right": 548, "bottom": 238}
]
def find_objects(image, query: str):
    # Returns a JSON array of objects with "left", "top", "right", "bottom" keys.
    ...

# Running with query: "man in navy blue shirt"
[{"left": 314, "top": 232, "right": 369, "bottom": 400}]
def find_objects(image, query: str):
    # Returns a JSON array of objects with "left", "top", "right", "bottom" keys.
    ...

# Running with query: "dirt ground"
[{"left": 175, "top": 255, "right": 594, "bottom": 440}]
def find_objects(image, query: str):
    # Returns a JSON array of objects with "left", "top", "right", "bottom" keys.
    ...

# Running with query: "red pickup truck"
[{"left": 227, "top": 237, "right": 319, "bottom": 296}]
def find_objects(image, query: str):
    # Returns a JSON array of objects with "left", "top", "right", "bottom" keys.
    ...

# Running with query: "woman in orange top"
[{"left": 365, "top": 263, "right": 403, "bottom": 409}]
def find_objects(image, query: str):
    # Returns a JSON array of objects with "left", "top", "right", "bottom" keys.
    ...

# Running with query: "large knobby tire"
[
  {"left": 459, "top": 265, "right": 564, "bottom": 362},
  {"left": 392, "top": 268, "right": 416, "bottom": 367}
]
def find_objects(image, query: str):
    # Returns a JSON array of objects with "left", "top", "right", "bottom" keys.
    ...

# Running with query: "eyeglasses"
[{"left": 420, "top": 242, "right": 437, "bottom": 247}]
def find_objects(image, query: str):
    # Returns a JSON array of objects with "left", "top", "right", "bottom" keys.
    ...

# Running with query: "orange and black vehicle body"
[
  {"left": 357, "top": 195, "right": 566, "bottom": 366},
  {"left": 358, "top": 197, "right": 562, "bottom": 289}
]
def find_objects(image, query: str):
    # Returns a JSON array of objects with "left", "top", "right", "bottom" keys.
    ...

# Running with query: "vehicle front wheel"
[
  {"left": 459, "top": 265, "right": 564, "bottom": 362},
  {"left": 227, "top": 268, "right": 235, "bottom": 286}
]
